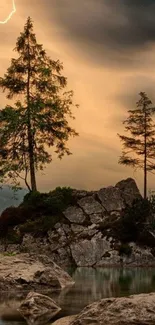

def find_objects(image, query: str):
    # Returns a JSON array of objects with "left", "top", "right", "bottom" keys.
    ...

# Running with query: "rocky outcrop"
[
  {"left": 1, "top": 177, "right": 154, "bottom": 267},
  {"left": 98, "top": 186, "right": 125, "bottom": 211},
  {"left": 19, "top": 292, "right": 61, "bottom": 325},
  {"left": 116, "top": 178, "right": 141, "bottom": 206},
  {"left": 70, "top": 236, "right": 116, "bottom": 267},
  {"left": 71, "top": 293, "right": 155, "bottom": 325},
  {"left": 0, "top": 254, "right": 74, "bottom": 291}
]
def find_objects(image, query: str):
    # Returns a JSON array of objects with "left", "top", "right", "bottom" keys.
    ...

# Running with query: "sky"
[{"left": 0, "top": 0, "right": 155, "bottom": 193}]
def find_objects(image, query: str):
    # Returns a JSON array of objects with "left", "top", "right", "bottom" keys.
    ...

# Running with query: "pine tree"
[
  {"left": 0, "top": 17, "right": 78, "bottom": 191},
  {"left": 118, "top": 92, "right": 155, "bottom": 199}
]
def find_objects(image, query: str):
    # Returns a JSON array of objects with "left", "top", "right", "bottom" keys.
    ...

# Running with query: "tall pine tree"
[
  {"left": 118, "top": 92, "right": 155, "bottom": 199},
  {"left": 0, "top": 17, "right": 78, "bottom": 191}
]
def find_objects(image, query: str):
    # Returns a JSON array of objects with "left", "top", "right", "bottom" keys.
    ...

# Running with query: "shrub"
[
  {"left": 0, "top": 206, "right": 29, "bottom": 238},
  {"left": 7, "top": 229, "right": 22, "bottom": 244},
  {"left": 46, "top": 187, "right": 74, "bottom": 214},
  {"left": 119, "top": 243, "right": 132, "bottom": 257},
  {"left": 0, "top": 187, "right": 74, "bottom": 238},
  {"left": 22, "top": 187, "right": 74, "bottom": 215},
  {"left": 19, "top": 214, "right": 62, "bottom": 235},
  {"left": 118, "top": 198, "right": 151, "bottom": 242},
  {"left": 3, "top": 252, "right": 17, "bottom": 256},
  {"left": 23, "top": 190, "right": 42, "bottom": 204},
  {"left": 22, "top": 191, "right": 47, "bottom": 212}
]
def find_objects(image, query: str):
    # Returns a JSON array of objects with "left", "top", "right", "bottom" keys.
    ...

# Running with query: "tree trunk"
[
  {"left": 144, "top": 149, "right": 147, "bottom": 199},
  {"left": 144, "top": 106, "right": 147, "bottom": 199},
  {"left": 27, "top": 31, "right": 37, "bottom": 192},
  {"left": 28, "top": 127, "right": 37, "bottom": 192}
]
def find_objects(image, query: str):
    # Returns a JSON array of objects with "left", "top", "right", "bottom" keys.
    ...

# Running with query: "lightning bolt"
[{"left": 0, "top": 0, "right": 16, "bottom": 24}]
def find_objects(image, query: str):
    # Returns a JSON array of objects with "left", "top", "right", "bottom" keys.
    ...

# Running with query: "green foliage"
[
  {"left": 0, "top": 17, "right": 78, "bottom": 191},
  {"left": 3, "top": 252, "right": 17, "bottom": 256},
  {"left": 118, "top": 198, "right": 151, "bottom": 242},
  {"left": 19, "top": 214, "right": 62, "bottom": 234},
  {"left": 0, "top": 186, "right": 74, "bottom": 238},
  {"left": 7, "top": 229, "right": 22, "bottom": 244},
  {"left": 149, "top": 194, "right": 155, "bottom": 214},
  {"left": 145, "top": 194, "right": 155, "bottom": 229},
  {"left": 46, "top": 187, "right": 74, "bottom": 213},
  {"left": 119, "top": 243, "right": 132, "bottom": 257},
  {"left": 23, "top": 187, "right": 74, "bottom": 215},
  {"left": 23, "top": 191, "right": 42, "bottom": 205}
]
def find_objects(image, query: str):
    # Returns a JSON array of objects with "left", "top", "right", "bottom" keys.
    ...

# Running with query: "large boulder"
[
  {"left": 70, "top": 236, "right": 118, "bottom": 267},
  {"left": 77, "top": 196, "right": 104, "bottom": 215},
  {"left": 19, "top": 292, "right": 61, "bottom": 325},
  {"left": 0, "top": 253, "right": 74, "bottom": 291},
  {"left": 97, "top": 186, "right": 125, "bottom": 211},
  {"left": 116, "top": 177, "right": 142, "bottom": 206},
  {"left": 63, "top": 206, "right": 86, "bottom": 224},
  {"left": 71, "top": 293, "right": 155, "bottom": 325}
]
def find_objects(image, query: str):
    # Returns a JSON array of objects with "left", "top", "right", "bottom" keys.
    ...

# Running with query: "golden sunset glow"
[
  {"left": 0, "top": 1, "right": 155, "bottom": 193},
  {"left": 0, "top": 0, "right": 16, "bottom": 24}
]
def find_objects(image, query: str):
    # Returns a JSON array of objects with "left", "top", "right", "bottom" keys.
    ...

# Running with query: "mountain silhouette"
[{"left": 0, "top": 185, "right": 28, "bottom": 214}]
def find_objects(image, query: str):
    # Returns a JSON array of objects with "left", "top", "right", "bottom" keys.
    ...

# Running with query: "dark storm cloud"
[
  {"left": 51, "top": 0, "right": 155, "bottom": 48},
  {"left": 49, "top": 0, "right": 155, "bottom": 65},
  {"left": 113, "top": 75, "right": 155, "bottom": 125}
]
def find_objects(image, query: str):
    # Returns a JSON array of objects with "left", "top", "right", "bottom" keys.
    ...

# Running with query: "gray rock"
[
  {"left": 97, "top": 186, "right": 125, "bottom": 211},
  {"left": 116, "top": 177, "right": 142, "bottom": 206},
  {"left": 90, "top": 213, "right": 105, "bottom": 224},
  {"left": 122, "top": 243, "right": 155, "bottom": 266},
  {"left": 21, "top": 234, "right": 50, "bottom": 255},
  {"left": 57, "top": 247, "right": 72, "bottom": 266},
  {"left": 71, "top": 237, "right": 111, "bottom": 266},
  {"left": 78, "top": 196, "right": 104, "bottom": 215},
  {"left": 62, "top": 224, "right": 72, "bottom": 235},
  {"left": 2, "top": 178, "right": 153, "bottom": 268},
  {"left": 19, "top": 292, "right": 61, "bottom": 325},
  {"left": 72, "top": 190, "right": 94, "bottom": 199},
  {"left": 78, "top": 226, "right": 98, "bottom": 239},
  {"left": 63, "top": 206, "right": 86, "bottom": 224},
  {"left": 71, "top": 224, "right": 86, "bottom": 234},
  {"left": 71, "top": 224, "right": 97, "bottom": 237},
  {"left": 96, "top": 249, "right": 121, "bottom": 266},
  {"left": 47, "top": 231, "right": 60, "bottom": 252},
  {"left": 72, "top": 293, "right": 155, "bottom": 325}
]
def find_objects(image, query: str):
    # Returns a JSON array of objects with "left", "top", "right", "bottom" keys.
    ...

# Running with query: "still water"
[{"left": 1, "top": 267, "right": 155, "bottom": 324}]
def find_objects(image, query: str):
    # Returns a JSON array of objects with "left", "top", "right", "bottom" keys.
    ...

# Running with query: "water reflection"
[
  {"left": 53, "top": 267, "right": 155, "bottom": 314},
  {"left": 1, "top": 267, "right": 155, "bottom": 324}
]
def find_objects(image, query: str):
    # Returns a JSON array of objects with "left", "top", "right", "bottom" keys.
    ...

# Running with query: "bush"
[
  {"left": 0, "top": 206, "right": 29, "bottom": 238},
  {"left": 118, "top": 198, "right": 151, "bottom": 242},
  {"left": 19, "top": 214, "right": 62, "bottom": 235},
  {"left": 44, "top": 187, "right": 74, "bottom": 214},
  {"left": 22, "top": 187, "right": 74, "bottom": 215},
  {"left": 23, "top": 191, "right": 42, "bottom": 204},
  {"left": 7, "top": 229, "right": 22, "bottom": 244},
  {"left": 119, "top": 243, "right": 132, "bottom": 257},
  {"left": 22, "top": 191, "right": 47, "bottom": 212}
]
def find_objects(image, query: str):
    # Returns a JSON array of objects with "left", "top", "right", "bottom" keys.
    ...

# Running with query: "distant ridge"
[{"left": 0, "top": 185, "right": 28, "bottom": 214}]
